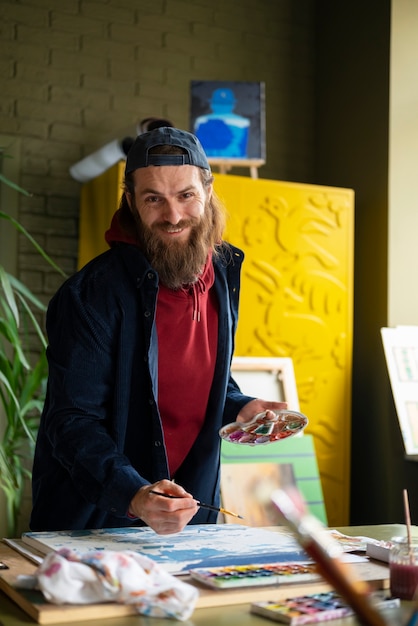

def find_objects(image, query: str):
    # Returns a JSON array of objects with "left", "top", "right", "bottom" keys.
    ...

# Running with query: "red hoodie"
[{"left": 105, "top": 210, "right": 218, "bottom": 477}]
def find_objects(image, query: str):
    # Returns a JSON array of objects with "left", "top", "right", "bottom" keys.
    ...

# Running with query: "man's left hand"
[{"left": 236, "top": 398, "right": 287, "bottom": 424}]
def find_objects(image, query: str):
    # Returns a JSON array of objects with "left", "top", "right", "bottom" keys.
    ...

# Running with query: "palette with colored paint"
[
  {"left": 219, "top": 409, "right": 308, "bottom": 446},
  {"left": 189, "top": 562, "right": 318, "bottom": 589},
  {"left": 251, "top": 591, "right": 399, "bottom": 624}
]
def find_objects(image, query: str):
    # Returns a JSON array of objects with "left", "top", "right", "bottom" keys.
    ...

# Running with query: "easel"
[{"left": 208, "top": 158, "right": 265, "bottom": 179}]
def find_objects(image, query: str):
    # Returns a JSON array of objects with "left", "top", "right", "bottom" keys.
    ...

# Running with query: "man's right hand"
[{"left": 128, "top": 479, "right": 199, "bottom": 534}]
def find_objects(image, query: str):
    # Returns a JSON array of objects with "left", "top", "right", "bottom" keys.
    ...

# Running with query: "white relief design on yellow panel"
[{"left": 256, "top": 194, "right": 342, "bottom": 271}]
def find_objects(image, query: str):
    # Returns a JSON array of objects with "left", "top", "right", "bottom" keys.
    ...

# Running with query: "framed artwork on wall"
[{"left": 190, "top": 80, "right": 266, "bottom": 162}]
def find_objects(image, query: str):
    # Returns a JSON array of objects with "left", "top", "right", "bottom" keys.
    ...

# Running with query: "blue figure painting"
[
  {"left": 194, "top": 87, "right": 250, "bottom": 157},
  {"left": 190, "top": 81, "right": 265, "bottom": 160}
]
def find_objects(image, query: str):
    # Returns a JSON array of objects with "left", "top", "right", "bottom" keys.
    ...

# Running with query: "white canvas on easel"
[
  {"left": 230, "top": 356, "right": 300, "bottom": 410},
  {"left": 381, "top": 326, "right": 418, "bottom": 459}
]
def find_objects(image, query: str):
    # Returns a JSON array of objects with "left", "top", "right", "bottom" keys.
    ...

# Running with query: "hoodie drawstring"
[{"left": 190, "top": 275, "right": 207, "bottom": 322}]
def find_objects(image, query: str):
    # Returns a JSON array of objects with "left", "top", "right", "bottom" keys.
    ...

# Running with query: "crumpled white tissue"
[{"left": 19, "top": 548, "right": 198, "bottom": 621}]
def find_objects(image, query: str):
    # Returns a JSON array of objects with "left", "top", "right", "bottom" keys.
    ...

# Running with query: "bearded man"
[{"left": 30, "top": 128, "right": 285, "bottom": 534}]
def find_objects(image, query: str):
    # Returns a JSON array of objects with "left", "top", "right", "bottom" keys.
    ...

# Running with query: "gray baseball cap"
[{"left": 125, "top": 127, "right": 210, "bottom": 174}]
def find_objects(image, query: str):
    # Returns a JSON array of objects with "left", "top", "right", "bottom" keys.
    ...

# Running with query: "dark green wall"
[{"left": 314, "top": 0, "right": 417, "bottom": 525}]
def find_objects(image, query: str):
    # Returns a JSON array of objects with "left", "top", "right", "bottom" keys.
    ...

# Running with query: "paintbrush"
[
  {"left": 269, "top": 486, "right": 390, "bottom": 626},
  {"left": 404, "top": 488, "right": 414, "bottom": 558},
  {"left": 149, "top": 489, "right": 244, "bottom": 519}
]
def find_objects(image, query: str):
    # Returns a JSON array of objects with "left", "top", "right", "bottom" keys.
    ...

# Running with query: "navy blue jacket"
[{"left": 30, "top": 242, "right": 254, "bottom": 530}]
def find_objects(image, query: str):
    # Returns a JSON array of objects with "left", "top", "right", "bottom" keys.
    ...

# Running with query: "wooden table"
[{"left": 0, "top": 524, "right": 415, "bottom": 626}]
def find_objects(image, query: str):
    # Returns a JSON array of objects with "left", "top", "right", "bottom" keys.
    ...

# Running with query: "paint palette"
[
  {"left": 189, "top": 562, "right": 319, "bottom": 589},
  {"left": 250, "top": 591, "right": 400, "bottom": 624},
  {"left": 219, "top": 409, "right": 308, "bottom": 445}
]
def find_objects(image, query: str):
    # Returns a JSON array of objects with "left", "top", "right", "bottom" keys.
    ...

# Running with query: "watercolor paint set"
[
  {"left": 189, "top": 562, "right": 319, "bottom": 589},
  {"left": 250, "top": 591, "right": 400, "bottom": 624}
]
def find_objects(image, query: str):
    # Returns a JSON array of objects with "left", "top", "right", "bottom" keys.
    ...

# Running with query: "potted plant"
[{"left": 0, "top": 163, "right": 66, "bottom": 536}]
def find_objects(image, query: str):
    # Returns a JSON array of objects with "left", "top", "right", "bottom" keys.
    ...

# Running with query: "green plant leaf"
[
  {"left": 0, "top": 172, "right": 32, "bottom": 197},
  {"left": 0, "top": 267, "right": 19, "bottom": 325},
  {"left": 0, "top": 211, "right": 66, "bottom": 277},
  {"left": 0, "top": 319, "right": 30, "bottom": 371},
  {"left": 15, "top": 292, "right": 47, "bottom": 350},
  {"left": 0, "top": 370, "right": 21, "bottom": 413},
  {"left": 7, "top": 273, "right": 47, "bottom": 310},
  {"left": 0, "top": 159, "right": 62, "bottom": 535}
]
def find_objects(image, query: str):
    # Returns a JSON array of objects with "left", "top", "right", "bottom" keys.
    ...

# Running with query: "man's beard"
[{"left": 132, "top": 202, "right": 213, "bottom": 289}]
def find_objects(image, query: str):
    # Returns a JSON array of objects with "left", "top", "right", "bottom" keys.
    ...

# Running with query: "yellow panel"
[
  {"left": 78, "top": 162, "right": 125, "bottom": 269},
  {"left": 214, "top": 173, "right": 354, "bottom": 526}
]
